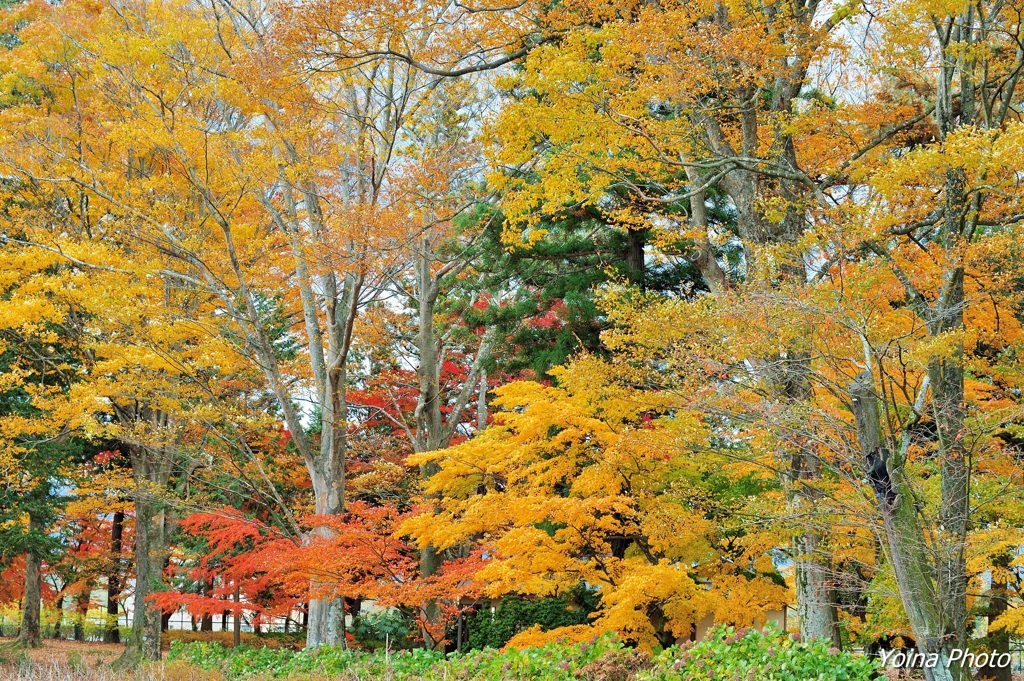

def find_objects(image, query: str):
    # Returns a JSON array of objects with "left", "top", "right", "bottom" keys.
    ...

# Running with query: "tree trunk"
[
  {"left": 695, "top": 97, "right": 839, "bottom": 641},
  {"left": 104, "top": 510, "right": 124, "bottom": 643},
  {"left": 73, "top": 590, "right": 89, "bottom": 641},
  {"left": 299, "top": 272, "right": 354, "bottom": 650},
  {"left": 233, "top": 584, "right": 241, "bottom": 647},
  {"left": 118, "top": 485, "right": 167, "bottom": 665},
  {"left": 53, "top": 594, "right": 65, "bottom": 640},
  {"left": 411, "top": 239, "right": 491, "bottom": 649},
  {"left": 200, "top": 579, "right": 213, "bottom": 632},
  {"left": 778, "top": 353, "right": 840, "bottom": 646},
  {"left": 305, "top": 408, "right": 346, "bottom": 648},
  {"left": 850, "top": 372, "right": 961, "bottom": 681},
  {"left": 977, "top": 572, "right": 1011, "bottom": 681},
  {"left": 793, "top": 529, "right": 839, "bottom": 644},
  {"left": 16, "top": 511, "right": 43, "bottom": 648},
  {"left": 625, "top": 228, "right": 645, "bottom": 286},
  {"left": 970, "top": 565, "right": 1011, "bottom": 679},
  {"left": 929, "top": 300, "right": 969, "bottom": 669}
]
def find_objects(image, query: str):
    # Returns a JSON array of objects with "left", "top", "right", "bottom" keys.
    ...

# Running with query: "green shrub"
[
  {"left": 642, "top": 625, "right": 879, "bottom": 681},
  {"left": 467, "top": 585, "right": 599, "bottom": 650},
  {"left": 168, "top": 625, "right": 879, "bottom": 680},
  {"left": 353, "top": 609, "right": 414, "bottom": 649}
]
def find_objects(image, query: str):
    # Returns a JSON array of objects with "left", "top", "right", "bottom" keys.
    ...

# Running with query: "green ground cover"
[{"left": 168, "top": 626, "right": 879, "bottom": 680}]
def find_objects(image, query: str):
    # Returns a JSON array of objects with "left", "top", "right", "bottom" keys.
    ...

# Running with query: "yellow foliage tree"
[{"left": 405, "top": 355, "right": 789, "bottom": 649}]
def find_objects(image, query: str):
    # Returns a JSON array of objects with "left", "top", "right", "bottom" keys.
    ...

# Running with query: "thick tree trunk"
[
  {"left": 698, "top": 93, "right": 840, "bottom": 641},
  {"left": 625, "top": 228, "right": 645, "bottom": 286},
  {"left": 850, "top": 372, "right": 961, "bottom": 681},
  {"left": 17, "top": 512, "right": 43, "bottom": 648},
  {"left": 780, "top": 353, "right": 840, "bottom": 646},
  {"left": 104, "top": 510, "right": 124, "bottom": 643},
  {"left": 265, "top": 191, "right": 363, "bottom": 651},
  {"left": 794, "top": 530, "right": 839, "bottom": 644},
  {"left": 110, "top": 411, "right": 178, "bottom": 668},
  {"left": 119, "top": 487, "right": 167, "bottom": 665},
  {"left": 301, "top": 273, "right": 354, "bottom": 650},
  {"left": 305, "top": 406, "right": 346, "bottom": 648},
  {"left": 413, "top": 246, "right": 448, "bottom": 639}
]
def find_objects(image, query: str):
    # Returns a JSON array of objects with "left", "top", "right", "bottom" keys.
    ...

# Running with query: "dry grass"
[
  {"left": 0, "top": 638, "right": 230, "bottom": 681},
  {"left": 0, "top": 637, "right": 124, "bottom": 667}
]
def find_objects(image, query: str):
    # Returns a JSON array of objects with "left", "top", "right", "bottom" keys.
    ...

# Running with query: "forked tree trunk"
[
  {"left": 850, "top": 373, "right": 960, "bottom": 681},
  {"left": 411, "top": 238, "right": 492, "bottom": 648}
]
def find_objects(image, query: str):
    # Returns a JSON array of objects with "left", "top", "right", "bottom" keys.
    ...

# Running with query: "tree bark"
[
  {"left": 690, "top": 82, "right": 839, "bottom": 642},
  {"left": 200, "top": 579, "right": 213, "bottom": 632},
  {"left": 117, "top": 442, "right": 173, "bottom": 667},
  {"left": 16, "top": 511, "right": 43, "bottom": 648},
  {"left": 73, "top": 590, "right": 90, "bottom": 641},
  {"left": 793, "top": 530, "right": 839, "bottom": 645},
  {"left": 928, "top": 273, "right": 969, "bottom": 667},
  {"left": 123, "top": 491, "right": 164, "bottom": 662},
  {"left": 777, "top": 353, "right": 840, "bottom": 646},
  {"left": 53, "top": 594, "right": 65, "bottom": 640},
  {"left": 410, "top": 237, "right": 493, "bottom": 648},
  {"left": 977, "top": 570, "right": 1011, "bottom": 681},
  {"left": 850, "top": 372, "right": 960, "bottom": 681},
  {"left": 104, "top": 509, "right": 124, "bottom": 643},
  {"left": 625, "top": 228, "right": 645, "bottom": 286}
]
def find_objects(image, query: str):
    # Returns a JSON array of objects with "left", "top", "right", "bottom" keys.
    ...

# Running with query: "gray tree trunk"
[
  {"left": 122, "top": 491, "right": 164, "bottom": 663},
  {"left": 690, "top": 75, "right": 839, "bottom": 644},
  {"left": 794, "top": 529, "right": 838, "bottom": 644},
  {"left": 410, "top": 236, "right": 491, "bottom": 648},
  {"left": 850, "top": 372, "right": 961, "bottom": 681},
  {"left": 116, "top": 439, "right": 175, "bottom": 667}
]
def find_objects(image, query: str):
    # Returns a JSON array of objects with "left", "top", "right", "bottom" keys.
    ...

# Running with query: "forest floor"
[{"left": 0, "top": 638, "right": 211, "bottom": 681}]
